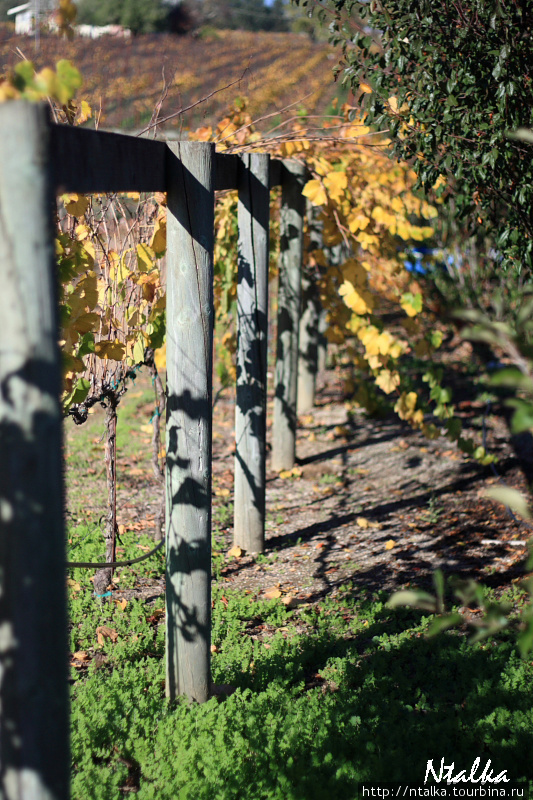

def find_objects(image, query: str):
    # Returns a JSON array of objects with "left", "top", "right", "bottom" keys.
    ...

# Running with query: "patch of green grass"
[
  {"left": 69, "top": 574, "right": 533, "bottom": 799},
  {"left": 213, "top": 500, "right": 234, "bottom": 530},
  {"left": 318, "top": 472, "right": 343, "bottom": 485}
]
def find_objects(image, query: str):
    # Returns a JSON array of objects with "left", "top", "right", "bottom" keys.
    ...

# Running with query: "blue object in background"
[{"left": 404, "top": 246, "right": 436, "bottom": 275}]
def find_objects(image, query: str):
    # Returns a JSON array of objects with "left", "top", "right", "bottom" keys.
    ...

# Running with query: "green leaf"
[
  {"left": 433, "top": 569, "right": 445, "bottom": 613},
  {"left": 489, "top": 367, "right": 533, "bottom": 391},
  {"left": 68, "top": 377, "right": 90, "bottom": 407},
  {"left": 427, "top": 612, "right": 463, "bottom": 637},
  {"left": 517, "top": 613, "right": 533, "bottom": 658},
  {"left": 55, "top": 60, "right": 83, "bottom": 105},
  {"left": 13, "top": 60, "right": 35, "bottom": 91},
  {"left": 387, "top": 590, "right": 436, "bottom": 612},
  {"left": 77, "top": 332, "right": 95, "bottom": 358},
  {"left": 507, "top": 398, "right": 533, "bottom": 434},
  {"left": 485, "top": 486, "right": 531, "bottom": 520}
]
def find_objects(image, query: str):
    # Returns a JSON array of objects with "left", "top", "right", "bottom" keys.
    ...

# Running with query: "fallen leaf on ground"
[
  {"left": 334, "top": 425, "right": 350, "bottom": 437},
  {"left": 356, "top": 517, "right": 370, "bottom": 529},
  {"left": 228, "top": 545, "right": 243, "bottom": 558},
  {"left": 385, "top": 540, "right": 396, "bottom": 550},
  {"left": 263, "top": 588, "right": 282, "bottom": 600},
  {"left": 281, "top": 595, "right": 299, "bottom": 608},
  {"left": 279, "top": 466, "right": 302, "bottom": 479},
  {"left": 114, "top": 598, "right": 128, "bottom": 611},
  {"left": 146, "top": 609, "right": 165, "bottom": 623},
  {"left": 72, "top": 651, "right": 89, "bottom": 662},
  {"left": 96, "top": 626, "right": 118, "bottom": 645}
]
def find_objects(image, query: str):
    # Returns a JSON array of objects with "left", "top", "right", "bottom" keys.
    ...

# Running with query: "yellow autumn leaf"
[
  {"left": 360, "top": 82, "right": 373, "bottom": 94},
  {"left": 72, "top": 312, "right": 100, "bottom": 335},
  {"left": 375, "top": 331, "right": 395, "bottom": 356},
  {"left": 132, "top": 334, "right": 146, "bottom": 365},
  {"left": 279, "top": 467, "right": 302, "bottom": 479},
  {"left": 358, "top": 325, "right": 379, "bottom": 353},
  {"left": 302, "top": 179, "right": 327, "bottom": 206},
  {"left": 264, "top": 588, "right": 282, "bottom": 600},
  {"left": 64, "top": 194, "right": 89, "bottom": 217},
  {"left": 412, "top": 409, "right": 424, "bottom": 425},
  {"left": 356, "top": 231, "right": 379, "bottom": 249},
  {"left": 347, "top": 211, "right": 370, "bottom": 232},
  {"left": 339, "top": 281, "right": 373, "bottom": 315},
  {"left": 112, "top": 253, "right": 131, "bottom": 284},
  {"left": 356, "top": 517, "right": 370, "bottom": 529},
  {"left": 154, "top": 343, "right": 166, "bottom": 371},
  {"left": 341, "top": 259, "right": 368, "bottom": 287},
  {"left": 75, "top": 223, "right": 89, "bottom": 241},
  {"left": 323, "top": 170, "right": 348, "bottom": 203},
  {"left": 228, "top": 545, "right": 243, "bottom": 558},
  {"left": 150, "top": 218, "right": 167, "bottom": 256},
  {"left": 137, "top": 243, "right": 155, "bottom": 272},
  {"left": 400, "top": 292, "right": 423, "bottom": 317},
  {"left": 78, "top": 100, "right": 92, "bottom": 124},
  {"left": 375, "top": 369, "right": 400, "bottom": 394},
  {"left": 389, "top": 342, "right": 404, "bottom": 359},
  {"left": 385, "top": 540, "right": 396, "bottom": 550},
  {"left": 395, "top": 392, "right": 418, "bottom": 420},
  {"left": 94, "top": 340, "right": 126, "bottom": 361},
  {"left": 76, "top": 273, "right": 98, "bottom": 310},
  {"left": 371, "top": 206, "right": 397, "bottom": 230},
  {"left": 215, "top": 488, "right": 231, "bottom": 497},
  {"left": 396, "top": 222, "right": 412, "bottom": 241},
  {"left": 367, "top": 354, "right": 382, "bottom": 370},
  {"left": 388, "top": 96, "right": 398, "bottom": 113}
]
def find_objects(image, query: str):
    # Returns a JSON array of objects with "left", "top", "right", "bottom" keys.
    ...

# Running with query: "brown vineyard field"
[{"left": 0, "top": 26, "right": 342, "bottom": 132}]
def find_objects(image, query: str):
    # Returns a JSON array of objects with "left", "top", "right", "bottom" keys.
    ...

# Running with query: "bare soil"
[{"left": 66, "top": 352, "right": 532, "bottom": 608}]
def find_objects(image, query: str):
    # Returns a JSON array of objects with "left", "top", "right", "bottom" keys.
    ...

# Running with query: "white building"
[{"left": 7, "top": 1, "right": 56, "bottom": 35}]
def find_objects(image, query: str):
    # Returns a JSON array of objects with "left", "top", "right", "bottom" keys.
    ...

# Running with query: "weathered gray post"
[
  {"left": 297, "top": 202, "right": 323, "bottom": 414},
  {"left": 165, "top": 141, "right": 214, "bottom": 703},
  {"left": 234, "top": 153, "right": 270, "bottom": 554},
  {"left": 0, "top": 102, "right": 69, "bottom": 799},
  {"left": 272, "top": 161, "right": 307, "bottom": 471}
]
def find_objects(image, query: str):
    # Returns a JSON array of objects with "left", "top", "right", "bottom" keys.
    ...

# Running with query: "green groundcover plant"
[{"left": 68, "top": 522, "right": 533, "bottom": 800}]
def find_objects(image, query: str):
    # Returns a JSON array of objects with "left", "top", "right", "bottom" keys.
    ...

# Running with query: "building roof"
[
  {"left": 7, "top": 4, "right": 30, "bottom": 15},
  {"left": 7, "top": 0, "right": 56, "bottom": 14}
]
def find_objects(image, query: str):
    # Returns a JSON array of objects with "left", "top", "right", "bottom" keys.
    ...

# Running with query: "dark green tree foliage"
[
  {"left": 297, "top": 0, "right": 533, "bottom": 280},
  {"left": 0, "top": 0, "right": 16, "bottom": 20},
  {"left": 76, "top": 0, "right": 169, "bottom": 34},
  {"left": 198, "top": 0, "right": 289, "bottom": 32}
]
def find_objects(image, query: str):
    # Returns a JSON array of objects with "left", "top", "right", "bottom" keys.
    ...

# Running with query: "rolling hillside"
[{"left": 0, "top": 27, "right": 341, "bottom": 133}]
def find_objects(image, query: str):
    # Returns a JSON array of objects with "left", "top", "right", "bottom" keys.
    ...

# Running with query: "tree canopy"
[
  {"left": 195, "top": 0, "right": 289, "bottom": 32},
  {"left": 296, "top": 0, "right": 533, "bottom": 286},
  {"left": 76, "top": 0, "right": 170, "bottom": 34}
]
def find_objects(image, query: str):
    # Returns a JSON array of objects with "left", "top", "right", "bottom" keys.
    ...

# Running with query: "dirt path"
[
  {"left": 209, "top": 368, "right": 529, "bottom": 605},
  {"left": 66, "top": 361, "right": 531, "bottom": 607}
]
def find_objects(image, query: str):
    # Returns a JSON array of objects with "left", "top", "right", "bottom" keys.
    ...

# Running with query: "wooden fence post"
[
  {"left": 272, "top": 161, "right": 307, "bottom": 472},
  {"left": 165, "top": 141, "right": 214, "bottom": 703},
  {"left": 234, "top": 153, "right": 270, "bottom": 554},
  {"left": 0, "top": 102, "right": 68, "bottom": 799},
  {"left": 297, "top": 201, "right": 323, "bottom": 414}
]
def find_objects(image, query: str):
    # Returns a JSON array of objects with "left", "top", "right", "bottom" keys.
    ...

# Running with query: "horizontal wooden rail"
[{"left": 50, "top": 123, "right": 283, "bottom": 194}]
